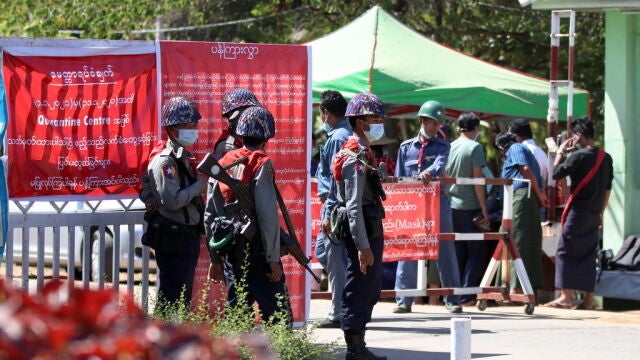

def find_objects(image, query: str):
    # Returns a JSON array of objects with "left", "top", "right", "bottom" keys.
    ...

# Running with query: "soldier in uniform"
[
  {"left": 146, "top": 97, "right": 207, "bottom": 306},
  {"left": 393, "top": 100, "right": 462, "bottom": 314},
  {"left": 326, "top": 92, "right": 387, "bottom": 360},
  {"left": 205, "top": 106, "right": 292, "bottom": 324},
  {"left": 214, "top": 88, "right": 261, "bottom": 159}
]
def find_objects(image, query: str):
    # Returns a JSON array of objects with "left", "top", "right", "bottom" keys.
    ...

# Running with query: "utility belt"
[
  {"left": 330, "top": 202, "right": 384, "bottom": 245},
  {"left": 206, "top": 207, "right": 265, "bottom": 262},
  {"left": 142, "top": 211, "right": 201, "bottom": 253}
]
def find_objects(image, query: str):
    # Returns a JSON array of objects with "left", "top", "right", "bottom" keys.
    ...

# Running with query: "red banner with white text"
[
  {"left": 310, "top": 181, "right": 440, "bottom": 262},
  {"left": 160, "top": 41, "right": 310, "bottom": 323},
  {"left": 381, "top": 182, "right": 440, "bottom": 261},
  {"left": 2, "top": 47, "right": 157, "bottom": 199}
]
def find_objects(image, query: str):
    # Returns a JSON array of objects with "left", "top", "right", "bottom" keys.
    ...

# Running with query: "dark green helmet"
[{"left": 417, "top": 100, "right": 445, "bottom": 122}]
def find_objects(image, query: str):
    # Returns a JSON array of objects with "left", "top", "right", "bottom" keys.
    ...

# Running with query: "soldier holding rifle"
[{"left": 203, "top": 106, "right": 292, "bottom": 324}]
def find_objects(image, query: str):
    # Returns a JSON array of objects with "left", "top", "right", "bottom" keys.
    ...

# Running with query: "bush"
[
  {"left": 151, "top": 256, "right": 338, "bottom": 360},
  {"left": 0, "top": 279, "right": 243, "bottom": 360}
]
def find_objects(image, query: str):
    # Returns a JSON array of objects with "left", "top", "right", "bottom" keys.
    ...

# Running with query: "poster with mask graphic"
[
  {"left": 2, "top": 47, "right": 157, "bottom": 199},
  {"left": 160, "top": 41, "right": 311, "bottom": 324}
]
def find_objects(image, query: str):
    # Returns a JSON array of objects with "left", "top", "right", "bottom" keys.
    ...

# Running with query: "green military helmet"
[{"left": 417, "top": 100, "right": 445, "bottom": 122}]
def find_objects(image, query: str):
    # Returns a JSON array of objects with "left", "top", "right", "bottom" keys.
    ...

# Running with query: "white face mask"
[
  {"left": 177, "top": 129, "right": 199, "bottom": 147},
  {"left": 364, "top": 123, "right": 385, "bottom": 142},
  {"left": 419, "top": 127, "right": 433, "bottom": 140}
]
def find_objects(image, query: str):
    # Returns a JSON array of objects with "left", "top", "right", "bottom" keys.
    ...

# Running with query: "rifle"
[
  {"left": 274, "top": 181, "right": 322, "bottom": 284},
  {"left": 198, "top": 153, "right": 321, "bottom": 283}
]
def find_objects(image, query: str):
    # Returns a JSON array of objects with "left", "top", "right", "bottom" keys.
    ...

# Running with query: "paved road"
[{"left": 308, "top": 299, "right": 640, "bottom": 360}]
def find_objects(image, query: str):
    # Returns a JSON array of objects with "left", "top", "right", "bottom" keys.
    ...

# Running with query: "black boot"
[{"left": 344, "top": 330, "right": 387, "bottom": 360}]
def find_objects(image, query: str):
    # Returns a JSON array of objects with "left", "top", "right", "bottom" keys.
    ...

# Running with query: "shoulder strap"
[
  {"left": 332, "top": 139, "right": 374, "bottom": 183},
  {"left": 168, "top": 151, "right": 195, "bottom": 224},
  {"left": 561, "top": 149, "right": 606, "bottom": 225}
]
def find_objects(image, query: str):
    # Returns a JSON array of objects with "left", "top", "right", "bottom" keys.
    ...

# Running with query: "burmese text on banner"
[
  {"left": 2, "top": 47, "right": 157, "bottom": 199},
  {"left": 310, "top": 181, "right": 441, "bottom": 263},
  {"left": 160, "top": 41, "right": 310, "bottom": 323}
]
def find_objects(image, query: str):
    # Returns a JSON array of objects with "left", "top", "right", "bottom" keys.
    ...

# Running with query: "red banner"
[
  {"left": 310, "top": 181, "right": 440, "bottom": 262},
  {"left": 381, "top": 182, "right": 440, "bottom": 261},
  {"left": 2, "top": 48, "right": 157, "bottom": 198},
  {"left": 160, "top": 41, "right": 310, "bottom": 323}
]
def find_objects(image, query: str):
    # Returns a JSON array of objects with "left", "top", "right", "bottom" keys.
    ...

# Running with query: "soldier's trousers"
[{"left": 340, "top": 206, "right": 384, "bottom": 333}]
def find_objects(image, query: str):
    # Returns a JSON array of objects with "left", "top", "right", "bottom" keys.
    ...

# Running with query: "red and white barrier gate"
[{"left": 375, "top": 176, "right": 536, "bottom": 315}]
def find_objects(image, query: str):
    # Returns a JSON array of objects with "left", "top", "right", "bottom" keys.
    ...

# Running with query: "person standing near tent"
[
  {"left": 146, "top": 97, "right": 207, "bottom": 306},
  {"left": 315, "top": 90, "right": 351, "bottom": 328},
  {"left": 494, "top": 132, "right": 548, "bottom": 295},
  {"left": 446, "top": 112, "right": 490, "bottom": 306},
  {"left": 328, "top": 92, "right": 387, "bottom": 360},
  {"left": 393, "top": 100, "right": 462, "bottom": 314},
  {"left": 544, "top": 117, "right": 612, "bottom": 310},
  {"left": 205, "top": 106, "right": 292, "bottom": 324},
  {"left": 214, "top": 88, "right": 261, "bottom": 159}
]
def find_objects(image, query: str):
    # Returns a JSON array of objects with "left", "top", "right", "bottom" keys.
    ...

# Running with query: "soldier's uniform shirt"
[
  {"left": 146, "top": 139, "right": 204, "bottom": 305},
  {"left": 148, "top": 140, "right": 205, "bottom": 225},
  {"left": 396, "top": 135, "right": 450, "bottom": 177}
]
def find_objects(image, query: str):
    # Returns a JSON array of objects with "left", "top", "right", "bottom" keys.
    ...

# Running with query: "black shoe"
[
  {"left": 315, "top": 318, "right": 341, "bottom": 328},
  {"left": 445, "top": 303, "right": 463, "bottom": 314},
  {"left": 392, "top": 304, "right": 411, "bottom": 313}
]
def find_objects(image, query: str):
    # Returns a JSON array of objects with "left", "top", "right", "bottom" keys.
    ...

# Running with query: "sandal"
[
  {"left": 572, "top": 303, "right": 595, "bottom": 310},
  {"left": 542, "top": 301, "right": 572, "bottom": 309}
]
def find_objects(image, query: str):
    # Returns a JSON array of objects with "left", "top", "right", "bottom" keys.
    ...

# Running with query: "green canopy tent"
[{"left": 309, "top": 6, "right": 588, "bottom": 120}]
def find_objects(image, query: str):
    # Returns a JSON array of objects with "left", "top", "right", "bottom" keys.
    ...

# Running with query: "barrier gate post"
[{"left": 379, "top": 176, "right": 537, "bottom": 315}]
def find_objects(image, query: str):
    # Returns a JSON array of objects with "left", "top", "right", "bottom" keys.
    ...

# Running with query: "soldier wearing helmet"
[
  {"left": 144, "top": 96, "right": 207, "bottom": 306},
  {"left": 393, "top": 100, "right": 463, "bottom": 315},
  {"left": 205, "top": 106, "right": 292, "bottom": 324},
  {"left": 214, "top": 88, "right": 262, "bottom": 159},
  {"left": 325, "top": 92, "right": 387, "bottom": 360}
]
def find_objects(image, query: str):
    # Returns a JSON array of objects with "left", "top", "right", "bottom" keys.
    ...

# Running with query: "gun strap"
[
  {"left": 169, "top": 151, "right": 196, "bottom": 224},
  {"left": 273, "top": 180, "right": 295, "bottom": 240},
  {"left": 223, "top": 155, "right": 249, "bottom": 171},
  {"left": 340, "top": 148, "right": 377, "bottom": 171}
]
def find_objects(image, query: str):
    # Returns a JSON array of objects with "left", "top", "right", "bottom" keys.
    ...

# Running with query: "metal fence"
[{"left": 2, "top": 199, "right": 155, "bottom": 310}]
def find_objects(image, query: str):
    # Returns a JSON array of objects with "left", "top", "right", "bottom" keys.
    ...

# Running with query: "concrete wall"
[{"left": 603, "top": 12, "right": 640, "bottom": 251}]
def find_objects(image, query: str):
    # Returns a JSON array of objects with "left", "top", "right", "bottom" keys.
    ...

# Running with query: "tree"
[{"left": 0, "top": 0, "right": 605, "bottom": 141}]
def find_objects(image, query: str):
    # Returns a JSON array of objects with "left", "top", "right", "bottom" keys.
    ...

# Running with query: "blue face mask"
[
  {"left": 322, "top": 121, "right": 331, "bottom": 133},
  {"left": 364, "top": 123, "right": 385, "bottom": 142},
  {"left": 177, "top": 129, "right": 199, "bottom": 147}
]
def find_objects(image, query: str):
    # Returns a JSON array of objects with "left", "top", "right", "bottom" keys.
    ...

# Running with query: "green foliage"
[
  {"left": 0, "top": 0, "right": 189, "bottom": 39},
  {"left": 0, "top": 0, "right": 605, "bottom": 142},
  {"left": 151, "top": 246, "right": 335, "bottom": 360}
]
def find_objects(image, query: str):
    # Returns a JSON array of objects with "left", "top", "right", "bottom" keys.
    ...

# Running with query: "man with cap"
[
  {"left": 445, "top": 112, "right": 490, "bottom": 306},
  {"left": 205, "top": 106, "right": 292, "bottom": 324},
  {"left": 326, "top": 92, "right": 387, "bottom": 360},
  {"left": 315, "top": 90, "right": 351, "bottom": 328},
  {"left": 214, "top": 88, "right": 261, "bottom": 159},
  {"left": 145, "top": 96, "right": 207, "bottom": 306},
  {"left": 393, "top": 100, "right": 462, "bottom": 314}
]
